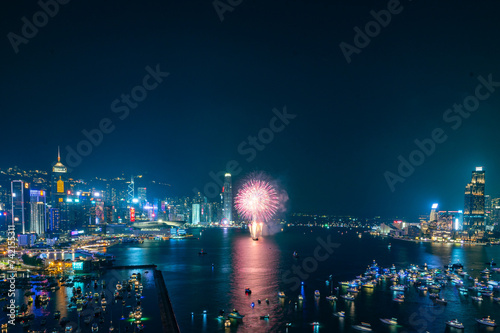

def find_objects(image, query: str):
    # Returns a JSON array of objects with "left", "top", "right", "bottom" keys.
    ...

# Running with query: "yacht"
[
  {"left": 228, "top": 309, "right": 245, "bottom": 319},
  {"left": 390, "top": 285, "right": 405, "bottom": 291},
  {"left": 342, "top": 294, "right": 355, "bottom": 301},
  {"left": 352, "top": 322, "right": 373, "bottom": 331},
  {"left": 326, "top": 295, "right": 337, "bottom": 301},
  {"left": 471, "top": 296, "right": 483, "bottom": 301},
  {"left": 380, "top": 318, "right": 398, "bottom": 325},
  {"left": 446, "top": 319, "right": 464, "bottom": 329},
  {"left": 417, "top": 286, "right": 428, "bottom": 291},
  {"left": 393, "top": 295, "right": 404, "bottom": 303},
  {"left": 435, "top": 298, "right": 447, "bottom": 305},
  {"left": 476, "top": 316, "right": 496, "bottom": 327}
]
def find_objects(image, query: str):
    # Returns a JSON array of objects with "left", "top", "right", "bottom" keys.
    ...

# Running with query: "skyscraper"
[
  {"left": 11, "top": 180, "right": 25, "bottom": 234},
  {"left": 192, "top": 203, "right": 201, "bottom": 224},
  {"left": 51, "top": 147, "right": 68, "bottom": 230},
  {"left": 222, "top": 173, "right": 232, "bottom": 223},
  {"left": 29, "top": 190, "right": 46, "bottom": 236},
  {"left": 463, "top": 167, "right": 485, "bottom": 232}
]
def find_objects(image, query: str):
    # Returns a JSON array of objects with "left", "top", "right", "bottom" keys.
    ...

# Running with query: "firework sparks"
[{"left": 235, "top": 179, "right": 279, "bottom": 223}]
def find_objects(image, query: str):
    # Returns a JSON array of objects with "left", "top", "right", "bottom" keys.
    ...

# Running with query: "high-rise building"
[
  {"left": 222, "top": 173, "right": 232, "bottom": 223},
  {"left": 51, "top": 148, "right": 68, "bottom": 229},
  {"left": 138, "top": 187, "right": 147, "bottom": 206},
  {"left": 463, "top": 167, "right": 485, "bottom": 232},
  {"left": 29, "top": 190, "right": 46, "bottom": 236},
  {"left": 11, "top": 180, "right": 25, "bottom": 234},
  {"left": 192, "top": 203, "right": 201, "bottom": 224},
  {"left": 48, "top": 207, "right": 60, "bottom": 232}
]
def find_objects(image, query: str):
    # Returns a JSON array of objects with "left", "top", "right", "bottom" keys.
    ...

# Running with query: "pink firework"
[{"left": 235, "top": 179, "right": 279, "bottom": 222}]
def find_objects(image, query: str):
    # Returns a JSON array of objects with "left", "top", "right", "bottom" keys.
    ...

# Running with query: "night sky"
[{"left": 2, "top": 0, "right": 500, "bottom": 218}]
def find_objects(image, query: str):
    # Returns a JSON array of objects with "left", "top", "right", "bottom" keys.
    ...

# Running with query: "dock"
[{"left": 154, "top": 269, "right": 181, "bottom": 333}]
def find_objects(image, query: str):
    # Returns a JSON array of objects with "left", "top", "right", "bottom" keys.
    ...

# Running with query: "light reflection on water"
[{"left": 102, "top": 227, "right": 500, "bottom": 333}]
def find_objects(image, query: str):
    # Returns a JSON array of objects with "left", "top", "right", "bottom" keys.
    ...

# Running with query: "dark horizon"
[{"left": 2, "top": 0, "right": 500, "bottom": 218}]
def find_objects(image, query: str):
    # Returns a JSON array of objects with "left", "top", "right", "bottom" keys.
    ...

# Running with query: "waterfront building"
[
  {"left": 192, "top": 203, "right": 201, "bottom": 224},
  {"left": 463, "top": 167, "right": 485, "bottom": 233},
  {"left": 222, "top": 173, "right": 232, "bottom": 223}
]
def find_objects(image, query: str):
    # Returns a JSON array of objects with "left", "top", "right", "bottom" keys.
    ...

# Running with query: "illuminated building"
[
  {"left": 192, "top": 203, "right": 200, "bottom": 224},
  {"left": 29, "top": 190, "right": 46, "bottom": 236},
  {"left": 11, "top": 180, "right": 25, "bottom": 234},
  {"left": 463, "top": 167, "right": 485, "bottom": 232},
  {"left": 138, "top": 187, "right": 147, "bottom": 206},
  {"left": 48, "top": 207, "right": 60, "bottom": 231},
  {"left": 51, "top": 147, "right": 68, "bottom": 229},
  {"left": 222, "top": 173, "right": 232, "bottom": 223}
]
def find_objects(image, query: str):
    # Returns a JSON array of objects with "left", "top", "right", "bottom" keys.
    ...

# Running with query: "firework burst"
[{"left": 235, "top": 179, "right": 279, "bottom": 223}]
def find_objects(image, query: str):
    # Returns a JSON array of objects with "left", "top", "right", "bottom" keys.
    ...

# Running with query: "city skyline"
[{"left": 1, "top": 150, "right": 498, "bottom": 223}]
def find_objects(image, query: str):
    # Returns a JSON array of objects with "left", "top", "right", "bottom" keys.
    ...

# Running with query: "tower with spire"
[{"left": 50, "top": 147, "right": 68, "bottom": 231}]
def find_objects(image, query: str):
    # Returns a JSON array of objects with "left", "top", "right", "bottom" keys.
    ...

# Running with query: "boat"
[
  {"left": 260, "top": 314, "right": 270, "bottom": 320},
  {"left": 224, "top": 319, "right": 231, "bottom": 327},
  {"left": 245, "top": 288, "right": 252, "bottom": 294},
  {"left": 326, "top": 295, "right": 337, "bottom": 301},
  {"left": 393, "top": 295, "right": 404, "bottom": 303},
  {"left": 314, "top": 290, "right": 320, "bottom": 297},
  {"left": 311, "top": 322, "right": 320, "bottom": 326},
  {"left": 198, "top": 249, "right": 208, "bottom": 255},
  {"left": 446, "top": 319, "right": 464, "bottom": 329},
  {"left": 342, "top": 294, "right": 355, "bottom": 301},
  {"left": 362, "top": 283, "right": 374, "bottom": 288},
  {"left": 293, "top": 251, "right": 299, "bottom": 258},
  {"left": 429, "top": 293, "right": 439, "bottom": 299},
  {"left": 91, "top": 323, "right": 99, "bottom": 332},
  {"left": 380, "top": 318, "right": 398, "bottom": 325},
  {"left": 252, "top": 237, "right": 259, "bottom": 241},
  {"left": 417, "top": 286, "right": 428, "bottom": 291},
  {"left": 476, "top": 316, "right": 496, "bottom": 327},
  {"left": 334, "top": 311, "right": 345, "bottom": 317},
  {"left": 346, "top": 288, "right": 359, "bottom": 293},
  {"left": 352, "top": 322, "right": 373, "bottom": 331},
  {"left": 471, "top": 296, "right": 483, "bottom": 301},
  {"left": 298, "top": 295, "right": 303, "bottom": 301},
  {"left": 228, "top": 309, "right": 245, "bottom": 319},
  {"left": 65, "top": 326, "right": 73, "bottom": 332},
  {"left": 278, "top": 291, "right": 285, "bottom": 298},
  {"left": 390, "top": 285, "right": 405, "bottom": 291},
  {"left": 435, "top": 298, "right": 447, "bottom": 305}
]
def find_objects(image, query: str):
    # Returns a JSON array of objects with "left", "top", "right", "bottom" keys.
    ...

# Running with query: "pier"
[{"left": 154, "top": 269, "right": 181, "bottom": 333}]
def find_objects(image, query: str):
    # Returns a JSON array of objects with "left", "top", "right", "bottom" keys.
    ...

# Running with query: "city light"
[{"left": 431, "top": 203, "right": 438, "bottom": 209}]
